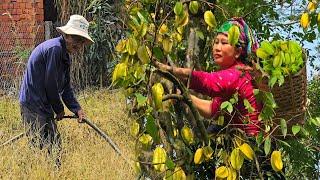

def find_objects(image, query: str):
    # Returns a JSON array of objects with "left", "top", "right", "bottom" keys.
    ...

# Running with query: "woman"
[{"left": 155, "top": 18, "right": 261, "bottom": 136}]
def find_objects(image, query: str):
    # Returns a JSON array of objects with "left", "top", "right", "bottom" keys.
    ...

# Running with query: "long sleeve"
[
  {"left": 44, "top": 47, "right": 64, "bottom": 114},
  {"left": 211, "top": 97, "right": 223, "bottom": 117},
  {"left": 61, "top": 68, "right": 81, "bottom": 114}
]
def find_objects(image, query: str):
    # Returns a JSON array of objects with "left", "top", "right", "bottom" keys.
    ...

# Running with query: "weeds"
[{"left": 0, "top": 89, "right": 135, "bottom": 179}]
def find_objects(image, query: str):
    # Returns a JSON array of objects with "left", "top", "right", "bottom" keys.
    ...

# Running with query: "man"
[{"left": 19, "top": 15, "right": 94, "bottom": 167}]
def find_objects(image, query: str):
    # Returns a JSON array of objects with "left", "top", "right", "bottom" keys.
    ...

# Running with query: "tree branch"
[{"left": 155, "top": 69, "right": 209, "bottom": 143}]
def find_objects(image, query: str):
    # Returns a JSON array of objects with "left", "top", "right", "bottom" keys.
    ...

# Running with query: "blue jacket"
[{"left": 19, "top": 36, "right": 81, "bottom": 118}]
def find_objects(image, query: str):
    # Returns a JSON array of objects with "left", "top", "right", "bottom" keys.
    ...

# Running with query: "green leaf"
[
  {"left": 165, "top": 158, "right": 175, "bottom": 170},
  {"left": 292, "top": 125, "right": 301, "bottom": 136},
  {"left": 146, "top": 115, "right": 160, "bottom": 143},
  {"left": 278, "top": 75, "right": 284, "bottom": 86},
  {"left": 264, "top": 136, "right": 271, "bottom": 155},
  {"left": 277, "top": 139, "right": 291, "bottom": 147},
  {"left": 269, "top": 76, "right": 277, "bottom": 88},
  {"left": 220, "top": 101, "right": 229, "bottom": 109},
  {"left": 196, "top": 30, "right": 204, "bottom": 40},
  {"left": 152, "top": 47, "right": 164, "bottom": 60},
  {"left": 256, "top": 132, "right": 264, "bottom": 146},
  {"left": 310, "top": 117, "right": 320, "bottom": 127},
  {"left": 135, "top": 93, "right": 147, "bottom": 108},
  {"left": 300, "top": 127, "right": 309, "bottom": 137},
  {"left": 280, "top": 118, "right": 287, "bottom": 137},
  {"left": 229, "top": 98, "right": 236, "bottom": 104},
  {"left": 137, "top": 11, "right": 148, "bottom": 23},
  {"left": 243, "top": 99, "right": 255, "bottom": 113},
  {"left": 265, "top": 92, "right": 277, "bottom": 108},
  {"left": 253, "top": 89, "right": 260, "bottom": 96},
  {"left": 228, "top": 25, "right": 240, "bottom": 46},
  {"left": 217, "top": 116, "right": 224, "bottom": 126},
  {"left": 220, "top": 101, "right": 233, "bottom": 113},
  {"left": 227, "top": 103, "right": 233, "bottom": 114},
  {"left": 174, "top": 2, "right": 184, "bottom": 16}
]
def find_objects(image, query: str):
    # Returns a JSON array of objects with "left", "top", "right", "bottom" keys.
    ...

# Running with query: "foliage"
[
  {"left": 54, "top": 0, "right": 123, "bottom": 89},
  {"left": 84, "top": 1, "right": 123, "bottom": 87},
  {"left": 112, "top": 0, "right": 319, "bottom": 179}
]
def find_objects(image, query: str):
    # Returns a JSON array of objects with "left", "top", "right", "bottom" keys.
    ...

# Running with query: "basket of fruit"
[{"left": 255, "top": 40, "right": 307, "bottom": 130}]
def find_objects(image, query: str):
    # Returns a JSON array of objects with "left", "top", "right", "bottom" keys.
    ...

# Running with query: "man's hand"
[
  {"left": 77, "top": 109, "right": 86, "bottom": 123},
  {"left": 56, "top": 111, "right": 65, "bottom": 120}
]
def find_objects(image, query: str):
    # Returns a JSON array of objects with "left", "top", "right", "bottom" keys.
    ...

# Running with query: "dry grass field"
[{"left": 0, "top": 89, "right": 136, "bottom": 179}]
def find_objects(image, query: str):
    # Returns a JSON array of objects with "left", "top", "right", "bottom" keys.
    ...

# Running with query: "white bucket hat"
[{"left": 56, "top": 14, "right": 94, "bottom": 44}]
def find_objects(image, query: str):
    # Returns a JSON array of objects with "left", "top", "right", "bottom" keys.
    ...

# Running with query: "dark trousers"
[{"left": 20, "top": 104, "right": 62, "bottom": 167}]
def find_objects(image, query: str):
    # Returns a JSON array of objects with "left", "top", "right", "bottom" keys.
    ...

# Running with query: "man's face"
[{"left": 65, "top": 35, "right": 87, "bottom": 53}]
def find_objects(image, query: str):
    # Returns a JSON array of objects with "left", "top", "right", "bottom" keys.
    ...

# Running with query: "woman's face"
[
  {"left": 64, "top": 34, "right": 87, "bottom": 53},
  {"left": 212, "top": 33, "right": 241, "bottom": 69}
]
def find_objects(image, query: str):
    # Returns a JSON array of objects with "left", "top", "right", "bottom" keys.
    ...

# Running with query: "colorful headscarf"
[{"left": 217, "top": 17, "right": 259, "bottom": 62}]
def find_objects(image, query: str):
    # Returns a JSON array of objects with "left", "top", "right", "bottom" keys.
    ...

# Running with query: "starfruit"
[
  {"left": 115, "top": 39, "right": 127, "bottom": 53},
  {"left": 126, "top": 37, "right": 138, "bottom": 55},
  {"left": 300, "top": 12, "right": 310, "bottom": 29},
  {"left": 175, "top": 11, "right": 189, "bottom": 27},
  {"left": 228, "top": 25, "right": 240, "bottom": 46},
  {"left": 273, "top": 54, "right": 282, "bottom": 68},
  {"left": 139, "top": 133, "right": 153, "bottom": 149},
  {"left": 203, "top": 146, "right": 214, "bottom": 161},
  {"left": 130, "top": 121, "right": 140, "bottom": 137},
  {"left": 256, "top": 48, "right": 269, "bottom": 59},
  {"left": 280, "top": 41, "right": 288, "bottom": 52},
  {"left": 112, "top": 63, "right": 127, "bottom": 83},
  {"left": 230, "top": 148, "right": 244, "bottom": 170},
  {"left": 215, "top": 166, "right": 228, "bottom": 178},
  {"left": 307, "top": 1, "right": 317, "bottom": 12},
  {"left": 174, "top": 2, "right": 184, "bottom": 16},
  {"left": 189, "top": 1, "right": 199, "bottom": 15},
  {"left": 204, "top": 11, "right": 217, "bottom": 28},
  {"left": 194, "top": 148, "right": 204, "bottom": 164},
  {"left": 284, "top": 52, "right": 291, "bottom": 65},
  {"left": 137, "top": 45, "right": 150, "bottom": 64},
  {"left": 177, "top": 26, "right": 184, "bottom": 34},
  {"left": 239, "top": 143, "right": 254, "bottom": 161},
  {"left": 181, "top": 126, "right": 194, "bottom": 144},
  {"left": 162, "top": 38, "right": 173, "bottom": 54},
  {"left": 159, "top": 24, "right": 168, "bottom": 35},
  {"left": 173, "top": 166, "right": 187, "bottom": 180},
  {"left": 152, "top": 83, "right": 164, "bottom": 110},
  {"left": 271, "top": 150, "right": 283, "bottom": 172},
  {"left": 153, "top": 147, "right": 167, "bottom": 172},
  {"left": 134, "top": 161, "right": 141, "bottom": 174},
  {"left": 227, "top": 167, "right": 237, "bottom": 180},
  {"left": 260, "top": 41, "right": 275, "bottom": 55}
]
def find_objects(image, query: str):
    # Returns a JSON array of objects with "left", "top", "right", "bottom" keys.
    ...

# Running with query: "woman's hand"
[{"left": 154, "top": 61, "right": 172, "bottom": 72}]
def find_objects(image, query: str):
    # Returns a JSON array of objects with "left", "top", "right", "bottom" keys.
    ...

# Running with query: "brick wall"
[
  {"left": 0, "top": 0, "right": 45, "bottom": 51},
  {"left": 0, "top": 0, "right": 45, "bottom": 93}
]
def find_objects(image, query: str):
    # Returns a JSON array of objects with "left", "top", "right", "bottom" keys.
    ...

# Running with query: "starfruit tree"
[{"left": 111, "top": 0, "right": 317, "bottom": 179}]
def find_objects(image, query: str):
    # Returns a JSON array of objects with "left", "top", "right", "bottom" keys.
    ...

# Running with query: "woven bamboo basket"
[
  {"left": 256, "top": 60, "right": 307, "bottom": 137},
  {"left": 272, "top": 65, "right": 307, "bottom": 125}
]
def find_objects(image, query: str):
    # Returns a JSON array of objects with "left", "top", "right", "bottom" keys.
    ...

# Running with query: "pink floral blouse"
[{"left": 189, "top": 63, "right": 261, "bottom": 136}]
